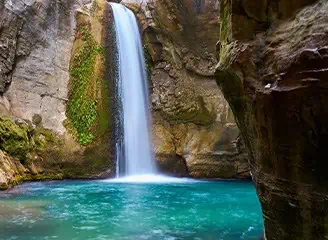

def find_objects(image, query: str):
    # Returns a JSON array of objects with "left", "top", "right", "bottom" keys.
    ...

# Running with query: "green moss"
[
  {"left": 0, "top": 117, "right": 33, "bottom": 161},
  {"left": 66, "top": 27, "right": 104, "bottom": 145},
  {"left": 216, "top": 0, "right": 247, "bottom": 128},
  {"left": 2, "top": 172, "right": 65, "bottom": 190},
  {"left": 61, "top": 142, "right": 110, "bottom": 179},
  {"left": 97, "top": 77, "right": 110, "bottom": 137},
  {"left": 219, "top": 0, "right": 232, "bottom": 44},
  {"left": 29, "top": 173, "right": 64, "bottom": 181},
  {"left": 1, "top": 171, "right": 28, "bottom": 190},
  {"left": 0, "top": 183, "right": 8, "bottom": 190},
  {"left": 32, "top": 114, "right": 42, "bottom": 126},
  {"left": 33, "top": 127, "right": 63, "bottom": 152},
  {"left": 10, "top": 175, "right": 25, "bottom": 187},
  {"left": 143, "top": 43, "right": 154, "bottom": 78},
  {"left": 0, "top": 116, "right": 65, "bottom": 164},
  {"left": 217, "top": 0, "right": 234, "bottom": 65}
]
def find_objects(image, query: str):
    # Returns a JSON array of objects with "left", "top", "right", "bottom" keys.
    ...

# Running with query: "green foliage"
[
  {"left": 217, "top": 0, "right": 234, "bottom": 67},
  {"left": 0, "top": 116, "right": 63, "bottom": 162},
  {"left": 33, "top": 127, "right": 63, "bottom": 152},
  {"left": 66, "top": 27, "right": 104, "bottom": 145},
  {"left": 0, "top": 117, "right": 33, "bottom": 162},
  {"left": 219, "top": 0, "right": 232, "bottom": 44}
]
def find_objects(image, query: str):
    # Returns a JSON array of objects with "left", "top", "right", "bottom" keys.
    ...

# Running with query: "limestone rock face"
[
  {"left": 216, "top": 0, "right": 328, "bottom": 238},
  {"left": 0, "top": 0, "right": 248, "bottom": 184},
  {"left": 127, "top": 0, "right": 249, "bottom": 178},
  {"left": 0, "top": 150, "right": 26, "bottom": 190},
  {"left": 0, "top": 0, "right": 114, "bottom": 189},
  {"left": 0, "top": 0, "right": 93, "bottom": 134}
]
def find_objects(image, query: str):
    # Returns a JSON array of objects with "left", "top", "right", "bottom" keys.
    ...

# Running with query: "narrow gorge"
[{"left": 0, "top": 0, "right": 327, "bottom": 239}]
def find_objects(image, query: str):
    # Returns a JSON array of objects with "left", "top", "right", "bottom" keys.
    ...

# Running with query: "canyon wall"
[
  {"left": 1, "top": 0, "right": 327, "bottom": 239},
  {"left": 0, "top": 0, "right": 114, "bottom": 189},
  {"left": 0, "top": 0, "right": 249, "bottom": 188},
  {"left": 0, "top": 0, "right": 97, "bottom": 133},
  {"left": 216, "top": 0, "right": 328, "bottom": 239},
  {"left": 125, "top": 0, "right": 249, "bottom": 178}
]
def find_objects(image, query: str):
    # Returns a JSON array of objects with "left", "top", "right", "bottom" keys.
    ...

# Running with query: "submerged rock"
[{"left": 0, "top": 199, "right": 48, "bottom": 217}]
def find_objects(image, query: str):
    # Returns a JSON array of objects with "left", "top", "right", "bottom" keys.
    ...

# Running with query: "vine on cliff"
[{"left": 66, "top": 27, "right": 104, "bottom": 145}]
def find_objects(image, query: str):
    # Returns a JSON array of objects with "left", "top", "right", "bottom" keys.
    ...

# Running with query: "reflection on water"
[{"left": 0, "top": 180, "right": 264, "bottom": 240}]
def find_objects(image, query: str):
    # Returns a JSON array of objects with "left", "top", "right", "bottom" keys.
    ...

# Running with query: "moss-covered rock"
[
  {"left": 0, "top": 117, "right": 33, "bottom": 162},
  {"left": 66, "top": 25, "right": 104, "bottom": 145},
  {"left": 65, "top": 2, "right": 112, "bottom": 150},
  {"left": 0, "top": 115, "right": 112, "bottom": 190},
  {"left": 0, "top": 116, "right": 65, "bottom": 161},
  {"left": 0, "top": 0, "right": 114, "bottom": 190}
]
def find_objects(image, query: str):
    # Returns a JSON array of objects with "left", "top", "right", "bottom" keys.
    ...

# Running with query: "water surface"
[{"left": 0, "top": 180, "right": 263, "bottom": 240}]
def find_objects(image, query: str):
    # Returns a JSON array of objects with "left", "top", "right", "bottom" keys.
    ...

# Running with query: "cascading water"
[{"left": 110, "top": 3, "right": 157, "bottom": 178}]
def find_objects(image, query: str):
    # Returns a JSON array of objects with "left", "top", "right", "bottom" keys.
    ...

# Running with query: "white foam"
[{"left": 103, "top": 175, "right": 199, "bottom": 184}]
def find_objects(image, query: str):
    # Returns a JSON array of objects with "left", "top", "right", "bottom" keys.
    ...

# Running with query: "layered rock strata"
[
  {"left": 216, "top": 0, "right": 328, "bottom": 239},
  {"left": 125, "top": 0, "right": 250, "bottom": 178}
]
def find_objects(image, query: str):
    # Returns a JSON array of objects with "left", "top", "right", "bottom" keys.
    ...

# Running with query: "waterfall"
[{"left": 110, "top": 3, "right": 157, "bottom": 177}]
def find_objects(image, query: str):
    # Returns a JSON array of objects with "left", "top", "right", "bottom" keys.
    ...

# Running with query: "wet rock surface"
[{"left": 126, "top": 0, "right": 250, "bottom": 178}]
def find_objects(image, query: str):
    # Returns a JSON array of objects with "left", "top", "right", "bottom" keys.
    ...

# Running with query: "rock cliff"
[
  {"left": 216, "top": 0, "right": 328, "bottom": 239},
  {"left": 126, "top": 0, "right": 249, "bottom": 178},
  {"left": 0, "top": 0, "right": 250, "bottom": 188},
  {"left": 0, "top": 0, "right": 90, "bottom": 133},
  {"left": 0, "top": 0, "right": 114, "bottom": 189}
]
